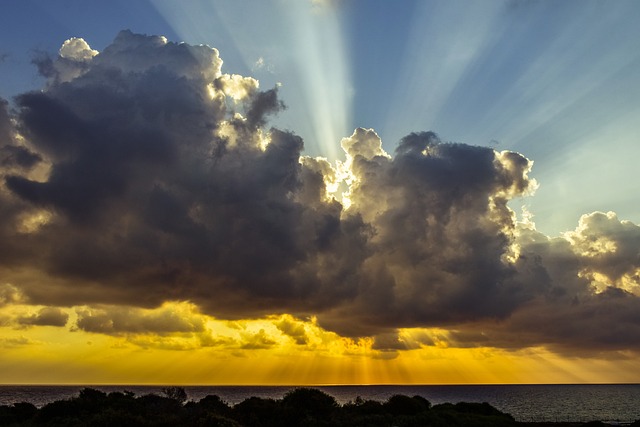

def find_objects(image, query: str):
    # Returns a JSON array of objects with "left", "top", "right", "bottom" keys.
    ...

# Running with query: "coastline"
[{"left": 1, "top": 387, "right": 637, "bottom": 426}]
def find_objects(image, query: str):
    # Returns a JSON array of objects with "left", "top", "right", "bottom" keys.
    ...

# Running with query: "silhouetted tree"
[
  {"left": 281, "top": 387, "right": 338, "bottom": 425},
  {"left": 233, "top": 396, "right": 281, "bottom": 427},
  {"left": 78, "top": 388, "right": 107, "bottom": 402},
  {"left": 136, "top": 393, "right": 186, "bottom": 425},
  {"left": 430, "top": 402, "right": 515, "bottom": 427},
  {"left": 0, "top": 387, "right": 523, "bottom": 427},
  {"left": 0, "top": 402, "right": 37, "bottom": 425},
  {"left": 343, "top": 395, "right": 385, "bottom": 415},
  {"left": 384, "top": 394, "right": 430, "bottom": 416},
  {"left": 196, "top": 394, "right": 231, "bottom": 415},
  {"left": 161, "top": 386, "right": 188, "bottom": 404},
  {"left": 185, "top": 394, "right": 235, "bottom": 426},
  {"left": 452, "top": 401, "right": 510, "bottom": 417},
  {"left": 339, "top": 397, "right": 390, "bottom": 426}
]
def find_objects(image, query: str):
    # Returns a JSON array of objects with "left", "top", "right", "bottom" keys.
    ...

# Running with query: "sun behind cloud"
[{"left": 2, "top": 31, "right": 640, "bottom": 385}]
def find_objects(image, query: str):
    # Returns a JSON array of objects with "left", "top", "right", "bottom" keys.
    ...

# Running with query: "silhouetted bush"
[
  {"left": 195, "top": 394, "right": 231, "bottom": 415},
  {"left": 337, "top": 397, "right": 390, "bottom": 426},
  {"left": 429, "top": 401, "right": 515, "bottom": 427},
  {"left": 0, "top": 402, "right": 37, "bottom": 425},
  {"left": 185, "top": 394, "right": 233, "bottom": 425},
  {"left": 232, "top": 396, "right": 281, "bottom": 427},
  {"left": 384, "top": 394, "right": 430, "bottom": 416},
  {"left": 452, "top": 401, "right": 510, "bottom": 417},
  {"left": 135, "top": 393, "right": 185, "bottom": 425},
  {"left": 34, "top": 398, "right": 84, "bottom": 425},
  {"left": 160, "top": 387, "right": 187, "bottom": 404},
  {"left": 77, "top": 388, "right": 106, "bottom": 403},
  {"left": 0, "top": 387, "right": 527, "bottom": 427},
  {"left": 192, "top": 413, "right": 241, "bottom": 427},
  {"left": 343, "top": 396, "right": 385, "bottom": 415},
  {"left": 280, "top": 387, "right": 338, "bottom": 425}
]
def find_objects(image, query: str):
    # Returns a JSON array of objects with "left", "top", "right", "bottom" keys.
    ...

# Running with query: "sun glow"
[
  {"left": 1, "top": 298, "right": 638, "bottom": 385},
  {"left": 3, "top": 1, "right": 640, "bottom": 388}
]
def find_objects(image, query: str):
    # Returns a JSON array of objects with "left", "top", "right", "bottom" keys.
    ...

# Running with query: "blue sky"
[{"left": 2, "top": 0, "right": 640, "bottom": 236}]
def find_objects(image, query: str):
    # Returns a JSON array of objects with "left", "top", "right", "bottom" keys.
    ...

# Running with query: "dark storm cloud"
[
  {"left": 0, "top": 284, "right": 24, "bottom": 307},
  {"left": 275, "top": 316, "right": 309, "bottom": 345},
  {"left": 372, "top": 332, "right": 408, "bottom": 351},
  {"left": 0, "top": 31, "right": 349, "bottom": 315},
  {"left": 446, "top": 288, "right": 640, "bottom": 355},
  {"left": 318, "top": 128, "right": 537, "bottom": 336},
  {"left": 31, "top": 52, "right": 56, "bottom": 81},
  {"left": 443, "top": 213, "right": 640, "bottom": 354},
  {"left": 3, "top": 31, "right": 640, "bottom": 355},
  {"left": 240, "top": 329, "right": 278, "bottom": 349},
  {"left": 6, "top": 90, "right": 175, "bottom": 222},
  {"left": 0, "top": 99, "right": 41, "bottom": 170},
  {"left": 245, "top": 87, "right": 286, "bottom": 129},
  {"left": 0, "top": 145, "right": 41, "bottom": 169},
  {"left": 17, "top": 307, "right": 69, "bottom": 327},
  {"left": 0, "top": 98, "right": 13, "bottom": 142},
  {"left": 75, "top": 305, "right": 206, "bottom": 334}
]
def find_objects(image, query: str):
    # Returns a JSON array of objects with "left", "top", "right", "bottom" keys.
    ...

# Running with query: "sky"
[{"left": 1, "top": 0, "right": 640, "bottom": 385}]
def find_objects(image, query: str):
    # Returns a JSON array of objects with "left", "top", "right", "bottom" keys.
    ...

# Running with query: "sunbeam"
[
  {"left": 277, "top": 0, "right": 352, "bottom": 160},
  {"left": 151, "top": 0, "right": 352, "bottom": 159},
  {"left": 379, "top": 0, "right": 505, "bottom": 148}
]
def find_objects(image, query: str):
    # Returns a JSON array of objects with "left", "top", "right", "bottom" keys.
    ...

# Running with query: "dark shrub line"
[{"left": 0, "top": 386, "right": 539, "bottom": 427}]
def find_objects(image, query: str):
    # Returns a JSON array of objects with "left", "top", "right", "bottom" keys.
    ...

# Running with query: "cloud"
[
  {"left": 274, "top": 314, "right": 309, "bottom": 345},
  {"left": 0, "top": 284, "right": 25, "bottom": 306},
  {"left": 0, "top": 99, "right": 14, "bottom": 143},
  {"left": 252, "top": 57, "right": 275, "bottom": 73},
  {"left": 437, "top": 212, "right": 640, "bottom": 354},
  {"left": 563, "top": 211, "right": 640, "bottom": 293},
  {"left": 0, "top": 99, "right": 41, "bottom": 172},
  {"left": 372, "top": 332, "right": 405, "bottom": 351},
  {"left": 318, "top": 129, "right": 537, "bottom": 335},
  {"left": 240, "top": 329, "right": 278, "bottom": 349},
  {"left": 0, "top": 145, "right": 42, "bottom": 169},
  {"left": 0, "top": 336, "right": 38, "bottom": 348},
  {"left": 2, "top": 30, "right": 640, "bottom": 357},
  {"left": 17, "top": 306, "right": 69, "bottom": 327},
  {"left": 59, "top": 38, "right": 98, "bottom": 62},
  {"left": 74, "top": 302, "right": 206, "bottom": 335}
]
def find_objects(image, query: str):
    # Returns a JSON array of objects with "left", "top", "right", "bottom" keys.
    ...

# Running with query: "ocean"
[{"left": 1, "top": 384, "right": 639, "bottom": 424}]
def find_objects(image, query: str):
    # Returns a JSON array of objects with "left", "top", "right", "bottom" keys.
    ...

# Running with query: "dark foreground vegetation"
[{"left": 0, "top": 387, "right": 630, "bottom": 427}]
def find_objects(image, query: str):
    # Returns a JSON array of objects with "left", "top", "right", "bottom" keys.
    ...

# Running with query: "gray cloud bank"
[{"left": 1, "top": 31, "right": 640, "bottom": 355}]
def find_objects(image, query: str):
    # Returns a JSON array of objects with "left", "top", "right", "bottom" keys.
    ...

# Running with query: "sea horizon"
[{"left": 3, "top": 381, "right": 639, "bottom": 386}]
